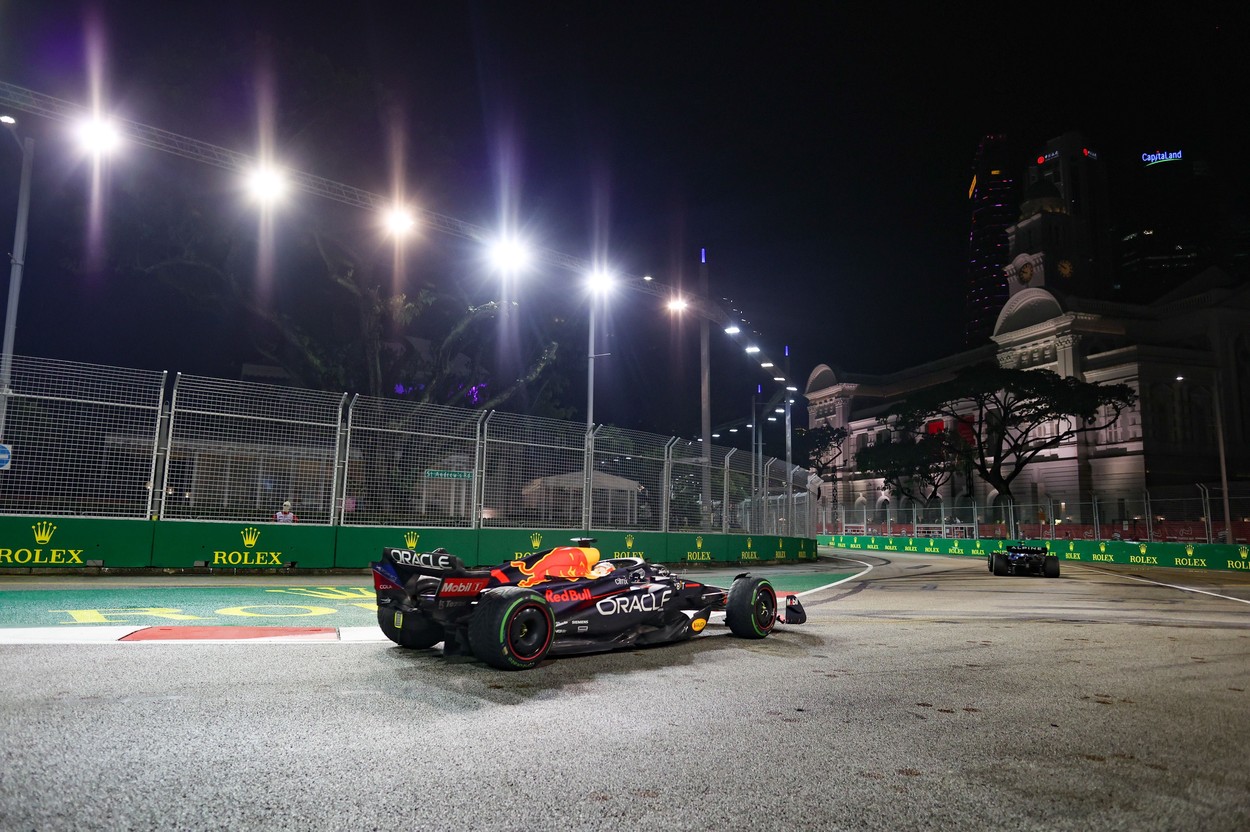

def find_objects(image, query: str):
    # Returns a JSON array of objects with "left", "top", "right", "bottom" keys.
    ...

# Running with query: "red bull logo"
[
  {"left": 511, "top": 546, "right": 600, "bottom": 587},
  {"left": 545, "top": 587, "right": 592, "bottom": 603}
]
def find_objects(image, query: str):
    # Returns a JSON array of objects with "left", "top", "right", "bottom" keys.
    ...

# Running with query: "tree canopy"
[{"left": 878, "top": 363, "right": 1137, "bottom": 503}]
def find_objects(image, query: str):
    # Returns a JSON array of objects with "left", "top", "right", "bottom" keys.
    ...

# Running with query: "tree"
[
  {"left": 797, "top": 423, "right": 849, "bottom": 483},
  {"left": 883, "top": 363, "right": 1137, "bottom": 504},
  {"left": 855, "top": 432, "right": 955, "bottom": 506},
  {"left": 794, "top": 422, "right": 848, "bottom": 520}
]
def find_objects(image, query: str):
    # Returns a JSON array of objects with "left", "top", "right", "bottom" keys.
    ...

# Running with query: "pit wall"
[
  {"left": 821, "top": 535, "right": 1250, "bottom": 573},
  {"left": 0, "top": 516, "right": 817, "bottom": 570}
]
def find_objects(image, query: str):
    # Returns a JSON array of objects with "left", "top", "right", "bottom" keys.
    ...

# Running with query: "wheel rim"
[
  {"left": 506, "top": 604, "right": 551, "bottom": 660},
  {"left": 755, "top": 585, "right": 777, "bottom": 632}
]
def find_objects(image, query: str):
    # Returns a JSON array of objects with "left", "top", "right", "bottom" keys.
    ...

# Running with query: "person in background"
[{"left": 274, "top": 500, "right": 298, "bottom": 523}]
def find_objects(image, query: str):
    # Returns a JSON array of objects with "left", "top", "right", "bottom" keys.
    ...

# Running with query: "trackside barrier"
[
  {"left": 821, "top": 535, "right": 1250, "bottom": 573},
  {"left": 0, "top": 515, "right": 817, "bottom": 570}
]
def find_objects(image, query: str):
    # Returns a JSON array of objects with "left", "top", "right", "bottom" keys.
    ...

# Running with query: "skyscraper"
[
  {"left": 1022, "top": 131, "right": 1113, "bottom": 297},
  {"left": 964, "top": 135, "right": 1017, "bottom": 345}
]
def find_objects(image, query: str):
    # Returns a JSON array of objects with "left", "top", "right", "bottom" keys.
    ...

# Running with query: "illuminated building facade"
[{"left": 808, "top": 269, "right": 1250, "bottom": 538}]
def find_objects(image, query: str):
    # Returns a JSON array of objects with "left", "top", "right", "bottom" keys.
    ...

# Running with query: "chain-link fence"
[
  {"left": 341, "top": 395, "right": 483, "bottom": 527},
  {"left": 480, "top": 411, "right": 590, "bottom": 529},
  {"left": 0, "top": 356, "right": 165, "bottom": 518},
  {"left": 159, "top": 374, "right": 345, "bottom": 523},
  {"left": 829, "top": 489, "right": 1250, "bottom": 545},
  {"left": 590, "top": 426, "right": 669, "bottom": 531},
  {"left": 0, "top": 356, "right": 819, "bottom": 535}
]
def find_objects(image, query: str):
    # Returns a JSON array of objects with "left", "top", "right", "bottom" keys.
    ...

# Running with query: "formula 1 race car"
[
  {"left": 988, "top": 544, "right": 1060, "bottom": 578},
  {"left": 371, "top": 538, "right": 806, "bottom": 670}
]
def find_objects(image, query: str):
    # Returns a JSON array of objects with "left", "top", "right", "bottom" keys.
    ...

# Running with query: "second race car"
[{"left": 371, "top": 538, "right": 806, "bottom": 670}]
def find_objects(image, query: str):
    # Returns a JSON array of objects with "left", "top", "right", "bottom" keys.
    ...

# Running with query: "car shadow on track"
[{"left": 369, "top": 624, "right": 828, "bottom": 707}]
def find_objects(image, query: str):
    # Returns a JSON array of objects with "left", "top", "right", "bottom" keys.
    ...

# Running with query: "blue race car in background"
[{"left": 988, "top": 544, "right": 1060, "bottom": 578}]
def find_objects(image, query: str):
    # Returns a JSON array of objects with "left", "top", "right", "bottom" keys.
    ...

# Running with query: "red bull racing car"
[{"left": 371, "top": 538, "right": 806, "bottom": 670}]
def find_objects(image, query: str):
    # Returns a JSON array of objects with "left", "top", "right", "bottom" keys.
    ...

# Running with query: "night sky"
[{"left": 0, "top": 2, "right": 1246, "bottom": 440}]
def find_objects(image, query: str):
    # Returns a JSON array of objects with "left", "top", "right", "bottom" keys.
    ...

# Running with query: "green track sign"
[{"left": 424, "top": 469, "right": 473, "bottom": 480}]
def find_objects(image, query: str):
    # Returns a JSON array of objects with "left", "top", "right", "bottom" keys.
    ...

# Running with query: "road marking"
[
  {"left": 0, "top": 626, "right": 383, "bottom": 644},
  {"left": 790, "top": 558, "right": 874, "bottom": 597},
  {"left": 120, "top": 626, "right": 340, "bottom": 641},
  {"left": 1082, "top": 565, "right": 1250, "bottom": 605}
]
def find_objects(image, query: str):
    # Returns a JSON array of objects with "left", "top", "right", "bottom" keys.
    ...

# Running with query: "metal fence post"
[
  {"left": 332, "top": 392, "right": 352, "bottom": 522},
  {"left": 1145, "top": 490, "right": 1153, "bottom": 541},
  {"left": 661, "top": 437, "right": 676, "bottom": 533},
  {"left": 722, "top": 449, "right": 735, "bottom": 534},
  {"left": 1196, "top": 483, "right": 1212, "bottom": 543},
  {"left": 146, "top": 378, "right": 169, "bottom": 520},
  {"left": 157, "top": 372, "right": 183, "bottom": 521},
  {"left": 1092, "top": 493, "right": 1100, "bottom": 540}
]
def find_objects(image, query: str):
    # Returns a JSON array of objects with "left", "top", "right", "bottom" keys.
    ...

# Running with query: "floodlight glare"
[
  {"left": 745, "top": 345, "right": 760, "bottom": 353},
  {"left": 384, "top": 207, "right": 416, "bottom": 235},
  {"left": 247, "top": 166, "right": 287, "bottom": 202},
  {"left": 588, "top": 269, "right": 615, "bottom": 294},
  {"left": 489, "top": 237, "right": 532, "bottom": 273},
  {"left": 786, "top": 386, "right": 798, "bottom": 391},
  {"left": 668, "top": 297, "right": 688, "bottom": 312},
  {"left": 760, "top": 362, "right": 773, "bottom": 368},
  {"left": 724, "top": 325, "right": 740, "bottom": 334},
  {"left": 773, "top": 376, "right": 785, "bottom": 382},
  {"left": 76, "top": 117, "right": 121, "bottom": 155},
  {"left": 0, "top": 115, "right": 15, "bottom": 125}
]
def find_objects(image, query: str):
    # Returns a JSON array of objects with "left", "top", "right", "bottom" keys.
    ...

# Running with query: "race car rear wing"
[
  {"left": 382, "top": 547, "right": 473, "bottom": 573},
  {"left": 375, "top": 547, "right": 494, "bottom": 601}
]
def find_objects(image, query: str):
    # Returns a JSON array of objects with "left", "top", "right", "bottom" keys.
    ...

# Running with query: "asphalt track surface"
[{"left": 1, "top": 550, "right": 1248, "bottom": 831}]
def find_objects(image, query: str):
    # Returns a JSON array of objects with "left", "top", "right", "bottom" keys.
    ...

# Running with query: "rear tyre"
[
  {"left": 1043, "top": 555, "right": 1060, "bottom": 579},
  {"left": 468, "top": 587, "right": 554, "bottom": 670},
  {"left": 377, "top": 607, "right": 444, "bottom": 649},
  {"left": 726, "top": 576, "right": 777, "bottom": 639},
  {"left": 991, "top": 552, "right": 1008, "bottom": 576}
]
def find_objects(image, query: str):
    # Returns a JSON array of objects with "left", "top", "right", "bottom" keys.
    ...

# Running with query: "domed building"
[{"left": 806, "top": 269, "right": 1249, "bottom": 542}]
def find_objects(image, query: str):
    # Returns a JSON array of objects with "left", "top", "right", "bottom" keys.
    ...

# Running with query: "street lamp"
[
  {"left": 0, "top": 115, "right": 33, "bottom": 442},
  {"left": 586, "top": 269, "right": 614, "bottom": 433}
]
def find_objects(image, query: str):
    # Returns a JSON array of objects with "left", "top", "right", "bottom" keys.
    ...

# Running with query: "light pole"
[
  {"left": 1212, "top": 380, "right": 1233, "bottom": 542},
  {"left": 698, "top": 250, "right": 711, "bottom": 531},
  {"left": 584, "top": 270, "right": 613, "bottom": 528},
  {"left": 1177, "top": 373, "right": 1233, "bottom": 543},
  {"left": 0, "top": 115, "right": 33, "bottom": 443},
  {"left": 586, "top": 269, "right": 614, "bottom": 433}
]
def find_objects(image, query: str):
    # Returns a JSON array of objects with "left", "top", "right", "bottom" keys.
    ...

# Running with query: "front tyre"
[
  {"left": 468, "top": 587, "right": 554, "bottom": 670},
  {"left": 726, "top": 576, "right": 777, "bottom": 639},
  {"left": 377, "top": 607, "right": 444, "bottom": 649},
  {"left": 1043, "top": 555, "right": 1060, "bottom": 579}
]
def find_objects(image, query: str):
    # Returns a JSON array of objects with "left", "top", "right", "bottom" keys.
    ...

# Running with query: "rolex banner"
[
  {"left": 0, "top": 516, "right": 154, "bottom": 568},
  {"left": 0, "top": 514, "right": 819, "bottom": 570},
  {"left": 151, "top": 521, "right": 337, "bottom": 569}
]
